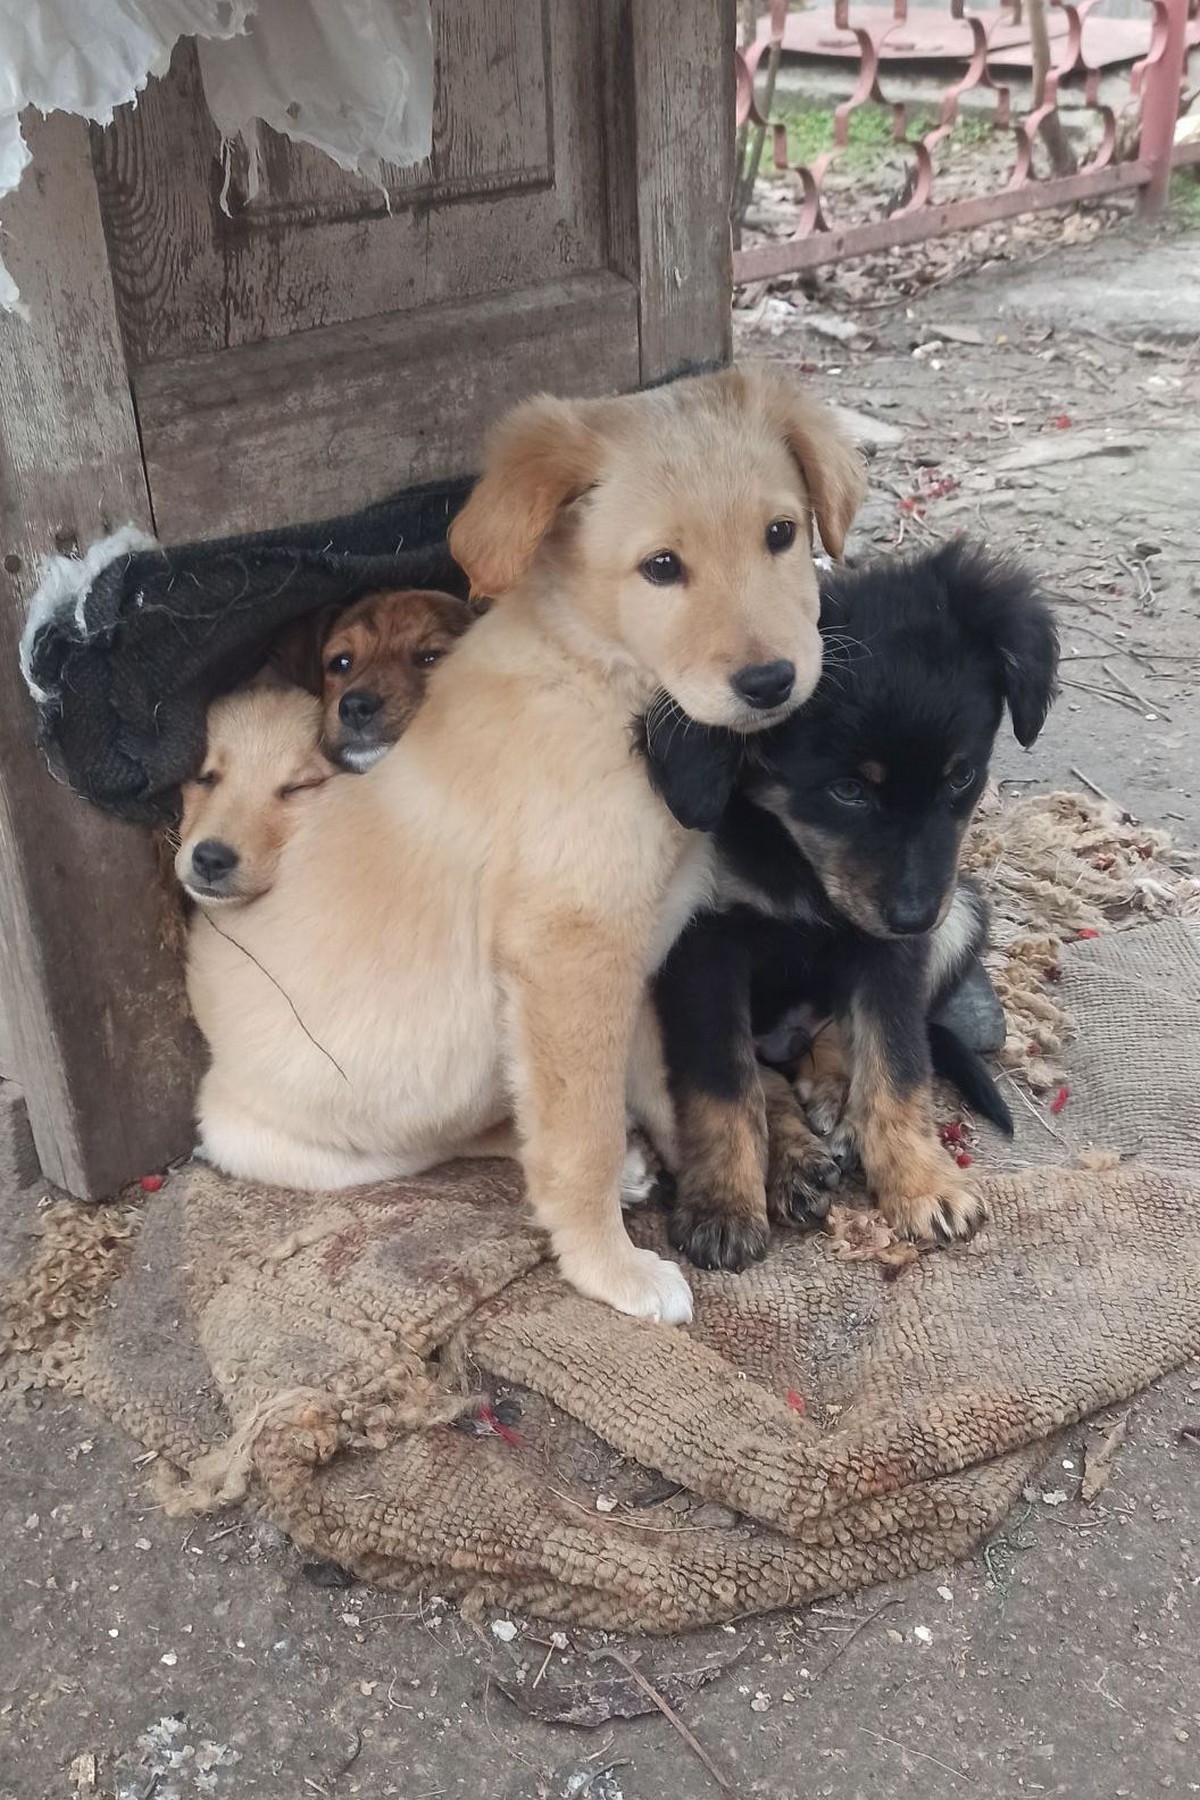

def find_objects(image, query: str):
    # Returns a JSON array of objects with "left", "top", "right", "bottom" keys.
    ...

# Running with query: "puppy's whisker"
[{"left": 202, "top": 913, "right": 351, "bottom": 1086}]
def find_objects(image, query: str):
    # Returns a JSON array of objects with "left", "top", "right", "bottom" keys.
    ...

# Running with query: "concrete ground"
[{"left": 4, "top": 216, "right": 1200, "bottom": 1800}]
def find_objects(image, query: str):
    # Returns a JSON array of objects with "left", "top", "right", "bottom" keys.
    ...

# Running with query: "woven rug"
[{"left": 3, "top": 794, "right": 1199, "bottom": 1632}]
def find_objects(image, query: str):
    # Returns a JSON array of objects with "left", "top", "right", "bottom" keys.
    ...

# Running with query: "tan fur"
[
  {"left": 760, "top": 1066, "right": 840, "bottom": 1227},
  {"left": 187, "top": 367, "right": 864, "bottom": 1322},
  {"left": 796, "top": 1022, "right": 853, "bottom": 1135},
  {"left": 840, "top": 1002, "right": 987, "bottom": 1243},
  {"left": 175, "top": 688, "right": 334, "bottom": 905}
]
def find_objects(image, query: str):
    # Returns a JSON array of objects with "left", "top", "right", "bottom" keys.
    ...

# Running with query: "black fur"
[{"left": 649, "top": 541, "right": 1057, "bottom": 1159}]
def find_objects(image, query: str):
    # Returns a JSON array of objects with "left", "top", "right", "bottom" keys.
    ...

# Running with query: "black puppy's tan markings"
[{"left": 647, "top": 541, "right": 1059, "bottom": 1271}]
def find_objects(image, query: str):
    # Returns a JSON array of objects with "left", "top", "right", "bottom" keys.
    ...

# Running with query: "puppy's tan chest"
[{"left": 649, "top": 834, "right": 718, "bottom": 972}]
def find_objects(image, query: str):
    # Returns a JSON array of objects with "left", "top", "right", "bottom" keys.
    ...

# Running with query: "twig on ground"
[
  {"left": 589, "top": 1649, "right": 743, "bottom": 1799},
  {"left": 858, "top": 1726, "right": 977, "bottom": 1784},
  {"left": 813, "top": 1596, "right": 902, "bottom": 1679},
  {"left": 1068, "top": 766, "right": 1122, "bottom": 809}
]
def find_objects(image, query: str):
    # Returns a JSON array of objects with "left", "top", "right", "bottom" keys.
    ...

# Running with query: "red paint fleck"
[
  {"left": 477, "top": 1404, "right": 522, "bottom": 1448},
  {"left": 1051, "top": 414, "right": 1072, "bottom": 429},
  {"left": 1049, "top": 1085, "right": 1070, "bottom": 1115},
  {"left": 938, "top": 1121, "right": 965, "bottom": 1146},
  {"left": 1075, "top": 927, "right": 1100, "bottom": 941},
  {"left": 139, "top": 1173, "right": 164, "bottom": 1192},
  {"left": 786, "top": 1389, "right": 807, "bottom": 1415},
  {"left": 955, "top": 1151, "right": 973, "bottom": 1168}
]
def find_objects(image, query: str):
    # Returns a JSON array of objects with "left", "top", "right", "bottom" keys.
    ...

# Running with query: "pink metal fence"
[{"left": 734, "top": 0, "right": 1199, "bottom": 282}]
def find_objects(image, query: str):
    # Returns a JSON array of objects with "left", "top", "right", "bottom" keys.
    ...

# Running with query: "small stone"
[
  {"left": 491, "top": 1620, "right": 518, "bottom": 1643},
  {"left": 1042, "top": 1490, "right": 1069, "bottom": 1507},
  {"left": 108, "top": 1629, "right": 119, "bottom": 1639},
  {"left": 913, "top": 1626, "right": 933, "bottom": 1644},
  {"left": 782, "top": 1690, "right": 797, "bottom": 1703},
  {"left": 937, "top": 1585, "right": 953, "bottom": 1602},
  {"left": 135, "top": 1538, "right": 152, "bottom": 1552},
  {"left": 160, "top": 1652, "right": 177, "bottom": 1667},
  {"left": 751, "top": 1692, "right": 771, "bottom": 1712},
  {"left": 886, "top": 1628, "right": 904, "bottom": 1645},
  {"left": 24, "top": 1514, "right": 38, "bottom": 1531},
  {"left": 595, "top": 1494, "right": 618, "bottom": 1514}
]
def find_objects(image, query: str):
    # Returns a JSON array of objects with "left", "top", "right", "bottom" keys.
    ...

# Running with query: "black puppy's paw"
[
  {"left": 767, "top": 1138, "right": 841, "bottom": 1228},
  {"left": 668, "top": 1195, "right": 770, "bottom": 1273}
]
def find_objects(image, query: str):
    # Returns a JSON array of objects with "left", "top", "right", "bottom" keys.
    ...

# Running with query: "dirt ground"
[{"left": 4, "top": 213, "right": 1200, "bottom": 1800}]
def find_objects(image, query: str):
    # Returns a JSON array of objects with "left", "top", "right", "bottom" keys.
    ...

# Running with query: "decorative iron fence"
[{"left": 733, "top": 0, "right": 1200, "bottom": 282}]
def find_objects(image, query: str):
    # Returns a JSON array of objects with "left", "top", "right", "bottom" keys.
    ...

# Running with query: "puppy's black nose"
[
  {"left": 339, "top": 689, "right": 383, "bottom": 731},
  {"left": 731, "top": 659, "right": 796, "bottom": 710},
  {"left": 191, "top": 839, "right": 239, "bottom": 886},
  {"left": 884, "top": 894, "right": 940, "bottom": 936}
]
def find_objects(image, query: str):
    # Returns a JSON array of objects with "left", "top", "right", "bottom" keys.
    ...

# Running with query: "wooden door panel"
[
  {"left": 135, "top": 271, "right": 639, "bottom": 541},
  {"left": 93, "top": 0, "right": 607, "bottom": 366}
]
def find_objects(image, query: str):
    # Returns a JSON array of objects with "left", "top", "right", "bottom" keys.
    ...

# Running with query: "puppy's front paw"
[
  {"left": 561, "top": 1243, "right": 694, "bottom": 1323},
  {"left": 877, "top": 1170, "right": 988, "bottom": 1245},
  {"left": 669, "top": 1194, "right": 770, "bottom": 1273},
  {"left": 767, "top": 1136, "right": 841, "bottom": 1228},
  {"left": 619, "top": 1133, "right": 667, "bottom": 1208},
  {"left": 799, "top": 1072, "right": 850, "bottom": 1137}
]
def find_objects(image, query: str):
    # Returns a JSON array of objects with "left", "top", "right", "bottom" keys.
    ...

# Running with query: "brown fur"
[
  {"left": 317, "top": 589, "right": 473, "bottom": 767},
  {"left": 761, "top": 1066, "right": 840, "bottom": 1228},
  {"left": 837, "top": 1002, "right": 987, "bottom": 1242},
  {"left": 670, "top": 1081, "right": 771, "bottom": 1271},
  {"left": 186, "top": 367, "right": 865, "bottom": 1322}
]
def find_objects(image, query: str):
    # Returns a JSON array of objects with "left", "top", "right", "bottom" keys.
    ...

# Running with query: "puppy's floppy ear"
[
  {"left": 636, "top": 694, "right": 744, "bottom": 834},
  {"left": 449, "top": 396, "right": 603, "bottom": 599},
  {"left": 937, "top": 541, "right": 1060, "bottom": 747},
  {"left": 738, "top": 366, "right": 867, "bottom": 559},
  {"left": 268, "top": 605, "right": 340, "bottom": 696}
]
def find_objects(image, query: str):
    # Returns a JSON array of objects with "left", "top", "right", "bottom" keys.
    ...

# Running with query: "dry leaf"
[
  {"left": 823, "top": 1205, "right": 920, "bottom": 1272},
  {"left": 495, "top": 1654, "right": 738, "bottom": 1728},
  {"left": 1074, "top": 1148, "right": 1121, "bottom": 1172},
  {"left": 1082, "top": 1415, "right": 1129, "bottom": 1500}
]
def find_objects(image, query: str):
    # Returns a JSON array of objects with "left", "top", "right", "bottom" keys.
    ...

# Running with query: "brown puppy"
[
  {"left": 175, "top": 687, "right": 334, "bottom": 904},
  {"left": 320, "top": 589, "right": 473, "bottom": 769},
  {"left": 186, "top": 367, "right": 865, "bottom": 1323},
  {"left": 271, "top": 588, "right": 473, "bottom": 769}
]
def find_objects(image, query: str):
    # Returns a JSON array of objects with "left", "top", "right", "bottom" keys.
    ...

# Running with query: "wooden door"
[{"left": 0, "top": 0, "right": 734, "bottom": 1198}]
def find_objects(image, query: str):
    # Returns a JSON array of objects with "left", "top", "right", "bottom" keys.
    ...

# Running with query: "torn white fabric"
[
  {"left": 0, "top": 0, "right": 432, "bottom": 311},
  {"left": 19, "top": 523, "right": 158, "bottom": 704},
  {"left": 197, "top": 0, "right": 433, "bottom": 204}
]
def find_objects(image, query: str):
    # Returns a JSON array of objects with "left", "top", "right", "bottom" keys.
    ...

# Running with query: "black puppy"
[{"left": 644, "top": 540, "right": 1059, "bottom": 1272}]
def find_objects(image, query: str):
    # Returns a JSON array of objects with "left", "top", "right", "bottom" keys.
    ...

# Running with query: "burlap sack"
[{"left": 4, "top": 798, "right": 1200, "bottom": 1632}]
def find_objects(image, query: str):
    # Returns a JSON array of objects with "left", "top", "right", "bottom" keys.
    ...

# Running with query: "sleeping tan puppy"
[
  {"left": 187, "top": 367, "right": 865, "bottom": 1322},
  {"left": 175, "top": 687, "right": 334, "bottom": 904}
]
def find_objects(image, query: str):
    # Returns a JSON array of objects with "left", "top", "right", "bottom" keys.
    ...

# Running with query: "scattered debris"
[
  {"left": 823, "top": 1204, "right": 921, "bottom": 1273},
  {"left": 300, "top": 1560, "right": 355, "bottom": 1589},
  {"left": 1082, "top": 1414, "right": 1131, "bottom": 1500},
  {"left": 490, "top": 1619, "right": 518, "bottom": 1643},
  {"left": 992, "top": 433, "right": 1147, "bottom": 473},
  {"left": 494, "top": 1649, "right": 739, "bottom": 1731}
]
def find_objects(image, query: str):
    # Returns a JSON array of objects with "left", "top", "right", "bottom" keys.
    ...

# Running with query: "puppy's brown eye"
[
  {"left": 947, "top": 763, "right": 977, "bottom": 794},
  {"left": 640, "top": 551, "right": 683, "bottom": 586},
  {"left": 278, "top": 779, "right": 326, "bottom": 800},
  {"left": 195, "top": 770, "right": 218, "bottom": 789},
  {"left": 326, "top": 651, "right": 353, "bottom": 676},
  {"left": 413, "top": 648, "right": 445, "bottom": 668},
  {"left": 828, "top": 778, "right": 868, "bottom": 808},
  {"left": 766, "top": 518, "right": 797, "bottom": 554}
]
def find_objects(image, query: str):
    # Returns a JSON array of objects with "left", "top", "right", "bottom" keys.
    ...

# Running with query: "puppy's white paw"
[
  {"left": 561, "top": 1244, "right": 694, "bottom": 1324},
  {"left": 619, "top": 1138, "right": 657, "bottom": 1207}
]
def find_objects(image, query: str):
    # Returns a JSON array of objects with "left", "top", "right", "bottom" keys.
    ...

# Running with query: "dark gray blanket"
[{"left": 22, "top": 482, "right": 472, "bottom": 824}]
